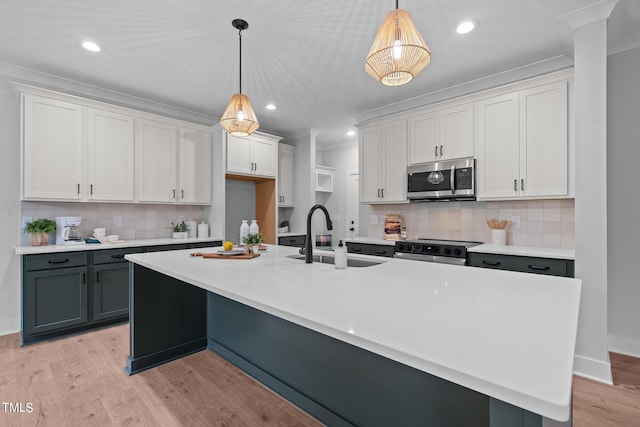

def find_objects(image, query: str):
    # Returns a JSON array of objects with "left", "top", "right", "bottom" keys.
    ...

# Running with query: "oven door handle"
[{"left": 450, "top": 165, "right": 456, "bottom": 194}]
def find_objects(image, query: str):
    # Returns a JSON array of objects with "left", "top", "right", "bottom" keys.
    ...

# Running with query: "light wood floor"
[{"left": 1, "top": 324, "right": 639, "bottom": 426}]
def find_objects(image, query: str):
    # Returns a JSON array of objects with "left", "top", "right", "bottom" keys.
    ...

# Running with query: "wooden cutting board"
[{"left": 191, "top": 252, "right": 261, "bottom": 260}]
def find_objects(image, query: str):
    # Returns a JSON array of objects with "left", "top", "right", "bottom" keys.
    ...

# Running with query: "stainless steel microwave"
[{"left": 407, "top": 157, "right": 476, "bottom": 201}]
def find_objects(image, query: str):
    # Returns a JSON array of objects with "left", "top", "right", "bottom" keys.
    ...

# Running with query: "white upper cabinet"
[
  {"left": 408, "top": 103, "right": 473, "bottom": 165},
  {"left": 136, "top": 119, "right": 178, "bottom": 203},
  {"left": 278, "top": 144, "right": 294, "bottom": 206},
  {"left": 359, "top": 119, "right": 407, "bottom": 203},
  {"left": 476, "top": 81, "right": 568, "bottom": 200},
  {"left": 22, "top": 94, "right": 83, "bottom": 200},
  {"left": 178, "top": 126, "right": 212, "bottom": 204},
  {"left": 87, "top": 108, "right": 135, "bottom": 202},
  {"left": 21, "top": 89, "right": 214, "bottom": 205},
  {"left": 135, "top": 121, "right": 212, "bottom": 204},
  {"left": 226, "top": 132, "right": 279, "bottom": 178}
]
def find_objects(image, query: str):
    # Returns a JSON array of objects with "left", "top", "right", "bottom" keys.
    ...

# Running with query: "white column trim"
[{"left": 557, "top": 0, "right": 619, "bottom": 29}]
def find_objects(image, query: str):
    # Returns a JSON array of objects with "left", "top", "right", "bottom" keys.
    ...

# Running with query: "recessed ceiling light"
[
  {"left": 346, "top": 130, "right": 356, "bottom": 137},
  {"left": 456, "top": 20, "right": 477, "bottom": 34},
  {"left": 265, "top": 104, "right": 277, "bottom": 110},
  {"left": 81, "top": 40, "right": 102, "bottom": 52}
]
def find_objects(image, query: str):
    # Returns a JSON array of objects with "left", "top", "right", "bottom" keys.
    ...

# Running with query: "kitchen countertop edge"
[{"left": 15, "top": 237, "right": 224, "bottom": 255}]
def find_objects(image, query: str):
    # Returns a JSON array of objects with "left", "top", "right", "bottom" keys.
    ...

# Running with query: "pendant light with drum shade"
[
  {"left": 220, "top": 19, "right": 259, "bottom": 136},
  {"left": 365, "top": 1, "right": 431, "bottom": 86}
]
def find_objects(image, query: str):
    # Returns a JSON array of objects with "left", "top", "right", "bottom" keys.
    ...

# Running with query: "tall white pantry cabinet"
[{"left": 21, "top": 89, "right": 213, "bottom": 205}]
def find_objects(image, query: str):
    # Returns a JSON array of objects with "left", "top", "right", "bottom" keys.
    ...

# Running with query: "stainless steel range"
[{"left": 393, "top": 238, "right": 482, "bottom": 265}]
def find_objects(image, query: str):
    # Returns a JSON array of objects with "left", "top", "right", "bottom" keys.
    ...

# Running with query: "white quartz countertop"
[
  {"left": 276, "top": 232, "right": 306, "bottom": 237},
  {"left": 126, "top": 244, "right": 581, "bottom": 421},
  {"left": 15, "top": 237, "right": 224, "bottom": 255},
  {"left": 469, "top": 244, "right": 575, "bottom": 260}
]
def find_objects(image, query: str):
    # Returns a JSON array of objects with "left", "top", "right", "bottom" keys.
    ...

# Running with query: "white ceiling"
[{"left": 2, "top": 1, "right": 639, "bottom": 146}]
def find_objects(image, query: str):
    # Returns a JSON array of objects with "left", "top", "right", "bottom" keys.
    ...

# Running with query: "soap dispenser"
[{"left": 335, "top": 240, "right": 347, "bottom": 270}]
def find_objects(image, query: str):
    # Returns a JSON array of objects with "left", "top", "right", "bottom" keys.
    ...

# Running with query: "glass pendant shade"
[
  {"left": 220, "top": 93, "right": 259, "bottom": 137},
  {"left": 365, "top": 8, "right": 431, "bottom": 86}
]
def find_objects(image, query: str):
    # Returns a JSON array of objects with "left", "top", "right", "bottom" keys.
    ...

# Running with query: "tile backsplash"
[
  {"left": 367, "top": 199, "right": 575, "bottom": 248},
  {"left": 20, "top": 202, "right": 205, "bottom": 245}
]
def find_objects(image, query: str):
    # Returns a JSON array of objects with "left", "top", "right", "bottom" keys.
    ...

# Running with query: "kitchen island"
[{"left": 125, "top": 244, "right": 581, "bottom": 427}]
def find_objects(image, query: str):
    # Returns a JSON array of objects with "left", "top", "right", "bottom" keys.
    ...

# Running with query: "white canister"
[
  {"left": 491, "top": 229, "right": 507, "bottom": 246},
  {"left": 186, "top": 221, "right": 197, "bottom": 238},
  {"left": 240, "top": 220, "right": 250, "bottom": 244},
  {"left": 197, "top": 221, "right": 209, "bottom": 238}
]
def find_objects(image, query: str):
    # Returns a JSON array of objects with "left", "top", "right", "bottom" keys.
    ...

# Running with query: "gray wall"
[
  {"left": 607, "top": 46, "right": 640, "bottom": 357},
  {"left": 225, "top": 180, "right": 256, "bottom": 244},
  {"left": 0, "top": 75, "right": 22, "bottom": 334}
]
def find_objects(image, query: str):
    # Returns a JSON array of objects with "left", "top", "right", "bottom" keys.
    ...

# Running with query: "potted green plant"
[
  {"left": 278, "top": 220, "right": 289, "bottom": 234},
  {"left": 171, "top": 220, "right": 189, "bottom": 239},
  {"left": 24, "top": 218, "right": 56, "bottom": 246},
  {"left": 242, "top": 232, "right": 264, "bottom": 254}
]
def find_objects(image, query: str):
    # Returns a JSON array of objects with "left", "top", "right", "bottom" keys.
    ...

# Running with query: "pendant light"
[
  {"left": 365, "top": 1, "right": 431, "bottom": 86},
  {"left": 220, "top": 19, "right": 259, "bottom": 136}
]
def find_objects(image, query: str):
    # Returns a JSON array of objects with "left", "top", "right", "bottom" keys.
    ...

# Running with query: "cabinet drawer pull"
[
  {"left": 96, "top": 271, "right": 100, "bottom": 282},
  {"left": 439, "top": 145, "right": 443, "bottom": 156},
  {"left": 381, "top": 188, "right": 384, "bottom": 198},
  {"left": 77, "top": 183, "right": 80, "bottom": 195},
  {"left": 528, "top": 265, "right": 550, "bottom": 271},
  {"left": 514, "top": 179, "right": 517, "bottom": 192},
  {"left": 82, "top": 272, "right": 86, "bottom": 284},
  {"left": 351, "top": 248, "right": 363, "bottom": 253},
  {"left": 110, "top": 254, "right": 125, "bottom": 259},
  {"left": 181, "top": 189, "right": 184, "bottom": 199},
  {"left": 172, "top": 189, "right": 176, "bottom": 199},
  {"left": 90, "top": 184, "right": 93, "bottom": 195},
  {"left": 521, "top": 179, "right": 525, "bottom": 191},
  {"left": 435, "top": 146, "right": 438, "bottom": 157},
  {"left": 482, "top": 260, "right": 501, "bottom": 266},
  {"left": 374, "top": 250, "right": 387, "bottom": 255},
  {"left": 48, "top": 258, "right": 69, "bottom": 264}
]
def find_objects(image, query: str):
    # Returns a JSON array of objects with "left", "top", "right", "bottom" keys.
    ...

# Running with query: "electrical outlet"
[
  {"left": 113, "top": 216, "right": 122, "bottom": 226},
  {"left": 369, "top": 215, "right": 378, "bottom": 225},
  {"left": 511, "top": 215, "right": 520, "bottom": 228}
]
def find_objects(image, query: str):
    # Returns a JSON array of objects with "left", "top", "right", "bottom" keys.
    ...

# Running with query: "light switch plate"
[
  {"left": 113, "top": 216, "right": 123, "bottom": 226},
  {"left": 369, "top": 215, "right": 378, "bottom": 225},
  {"left": 511, "top": 215, "right": 520, "bottom": 228}
]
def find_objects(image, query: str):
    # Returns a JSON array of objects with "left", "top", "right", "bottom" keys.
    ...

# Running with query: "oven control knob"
[
  {"left": 444, "top": 247, "right": 452, "bottom": 255},
  {"left": 453, "top": 248, "right": 462, "bottom": 256}
]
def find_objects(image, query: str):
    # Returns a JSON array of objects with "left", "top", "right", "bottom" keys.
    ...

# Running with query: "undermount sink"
[{"left": 287, "top": 254, "right": 382, "bottom": 268}]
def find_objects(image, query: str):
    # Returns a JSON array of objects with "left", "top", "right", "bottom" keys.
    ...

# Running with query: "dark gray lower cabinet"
[
  {"left": 24, "top": 265, "right": 87, "bottom": 336},
  {"left": 346, "top": 242, "right": 394, "bottom": 257},
  {"left": 21, "top": 241, "right": 221, "bottom": 345},
  {"left": 278, "top": 234, "right": 306, "bottom": 247},
  {"left": 467, "top": 253, "right": 574, "bottom": 277}
]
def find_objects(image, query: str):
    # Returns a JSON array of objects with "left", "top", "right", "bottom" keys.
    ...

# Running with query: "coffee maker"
[{"left": 55, "top": 216, "right": 84, "bottom": 245}]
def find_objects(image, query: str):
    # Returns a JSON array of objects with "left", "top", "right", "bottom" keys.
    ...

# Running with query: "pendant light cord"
[
  {"left": 395, "top": 0, "right": 399, "bottom": 9},
  {"left": 238, "top": 27, "right": 243, "bottom": 94}
]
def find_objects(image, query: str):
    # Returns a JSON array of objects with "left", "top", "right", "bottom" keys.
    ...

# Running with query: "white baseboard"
[
  {"left": 0, "top": 317, "right": 20, "bottom": 337},
  {"left": 608, "top": 334, "right": 640, "bottom": 358},
  {"left": 573, "top": 353, "right": 613, "bottom": 385}
]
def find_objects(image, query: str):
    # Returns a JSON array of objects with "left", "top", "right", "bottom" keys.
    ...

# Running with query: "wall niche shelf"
[{"left": 315, "top": 165, "right": 335, "bottom": 193}]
